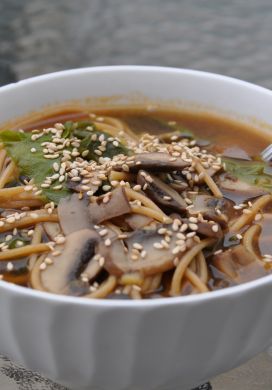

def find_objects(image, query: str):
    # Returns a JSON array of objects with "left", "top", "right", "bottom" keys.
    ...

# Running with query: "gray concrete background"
[{"left": 1, "top": 0, "right": 272, "bottom": 388}]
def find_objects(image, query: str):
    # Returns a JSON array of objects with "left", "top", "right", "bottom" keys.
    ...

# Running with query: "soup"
[{"left": 0, "top": 106, "right": 271, "bottom": 299}]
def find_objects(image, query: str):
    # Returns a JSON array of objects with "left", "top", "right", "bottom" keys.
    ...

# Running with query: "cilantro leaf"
[
  {"left": 223, "top": 157, "right": 272, "bottom": 191},
  {"left": 0, "top": 130, "right": 71, "bottom": 203}
]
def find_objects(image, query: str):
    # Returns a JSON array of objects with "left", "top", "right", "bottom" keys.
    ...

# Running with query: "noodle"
[
  {"left": 28, "top": 224, "right": 44, "bottom": 270},
  {"left": 170, "top": 239, "right": 214, "bottom": 296},
  {"left": 125, "top": 187, "right": 162, "bottom": 213},
  {"left": 194, "top": 159, "right": 223, "bottom": 198},
  {"left": 86, "top": 275, "right": 117, "bottom": 299},
  {"left": 196, "top": 251, "right": 208, "bottom": 284},
  {"left": 0, "top": 161, "right": 16, "bottom": 189},
  {"left": 184, "top": 268, "right": 209, "bottom": 293},
  {"left": 0, "top": 149, "right": 7, "bottom": 173},
  {"left": 243, "top": 224, "right": 262, "bottom": 259},
  {"left": 0, "top": 243, "right": 50, "bottom": 261},
  {"left": 130, "top": 205, "right": 171, "bottom": 223},
  {"left": 230, "top": 194, "right": 272, "bottom": 232},
  {"left": 0, "top": 211, "right": 58, "bottom": 234}
]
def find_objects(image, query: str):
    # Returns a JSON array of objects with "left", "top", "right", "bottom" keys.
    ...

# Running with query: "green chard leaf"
[
  {"left": 223, "top": 157, "right": 272, "bottom": 191},
  {"left": 0, "top": 130, "right": 71, "bottom": 203},
  {"left": 71, "top": 121, "right": 131, "bottom": 161}
]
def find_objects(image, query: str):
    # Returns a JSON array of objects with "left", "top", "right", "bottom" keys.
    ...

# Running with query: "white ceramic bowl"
[{"left": 1, "top": 66, "right": 272, "bottom": 390}]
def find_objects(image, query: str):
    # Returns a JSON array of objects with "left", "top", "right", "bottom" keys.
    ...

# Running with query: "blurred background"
[{"left": 1, "top": 0, "right": 272, "bottom": 88}]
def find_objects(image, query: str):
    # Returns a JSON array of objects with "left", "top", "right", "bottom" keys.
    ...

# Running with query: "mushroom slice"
[
  {"left": 43, "top": 222, "right": 62, "bottom": 240},
  {"left": 166, "top": 172, "right": 188, "bottom": 192},
  {"left": 115, "top": 152, "right": 189, "bottom": 173},
  {"left": 196, "top": 221, "right": 223, "bottom": 239},
  {"left": 39, "top": 229, "right": 101, "bottom": 296},
  {"left": 102, "top": 226, "right": 180, "bottom": 276},
  {"left": 212, "top": 244, "right": 267, "bottom": 283},
  {"left": 137, "top": 170, "right": 187, "bottom": 213},
  {"left": 188, "top": 194, "right": 235, "bottom": 228},
  {"left": 89, "top": 187, "right": 131, "bottom": 225},
  {"left": 124, "top": 213, "right": 152, "bottom": 230},
  {"left": 58, "top": 194, "right": 92, "bottom": 235},
  {"left": 218, "top": 173, "right": 268, "bottom": 200}
]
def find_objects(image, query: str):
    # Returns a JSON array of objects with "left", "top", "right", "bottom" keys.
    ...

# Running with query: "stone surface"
[{"left": 1, "top": 0, "right": 272, "bottom": 388}]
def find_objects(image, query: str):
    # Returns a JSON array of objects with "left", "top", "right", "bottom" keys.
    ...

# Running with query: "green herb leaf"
[
  {"left": 72, "top": 121, "right": 131, "bottom": 161},
  {"left": 223, "top": 157, "right": 272, "bottom": 191},
  {"left": 0, "top": 130, "right": 71, "bottom": 203}
]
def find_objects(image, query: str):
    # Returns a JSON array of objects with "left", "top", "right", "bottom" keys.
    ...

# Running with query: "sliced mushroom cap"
[
  {"left": 196, "top": 221, "right": 223, "bottom": 239},
  {"left": 124, "top": 213, "right": 152, "bottom": 230},
  {"left": 212, "top": 244, "right": 267, "bottom": 283},
  {"left": 218, "top": 173, "right": 268, "bottom": 201},
  {"left": 188, "top": 194, "right": 235, "bottom": 228},
  {"left": 58, "top": 194, "right": 93, "bottom": 235},
  {"left": 43, "top": 222, "right": 62, "bottom": 240},
  {"left": 115, "top": 152, "right": 190, "bottom": 173},
  {"left": 89, "top": 187, "right": 131, "bottom": 225},
  {"left": 102, "top": 225, "right": 180, "bottom": 276},
  {"left": 222, "top": 147, "right": 251, "bottom": 161},
  {"left": 137, "top": 170, "right": 187, "bottom": 213},
  {"left": 166, "top": 172, "right": 188, "bottom": 192},
  {"left": 38, "top": 229, "right": 101, "bottom": 296}
]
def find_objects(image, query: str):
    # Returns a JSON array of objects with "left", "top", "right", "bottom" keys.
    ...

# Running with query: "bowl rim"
[{"left": 1, "top": 64, "right": 272, "bottom": 308}]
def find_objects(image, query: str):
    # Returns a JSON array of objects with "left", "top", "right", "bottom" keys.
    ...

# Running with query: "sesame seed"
[
  {"left": 186, "top": 232, "right": 196, "bottom": 238},
  {"left": 211, "top": 224, "right": 219, "bottom": 233},
  {"left": 102, "top": 185, "right": 111, "bottom": 192},
  {"left": 24, "top": 185, "right": 33, "bottom": 192},
  {"left": 99, "top": 256, "right": 105, "bottom": 267},
  {"left": 27, "top": 230, "right": 34, "bottom": 236},
  {"left": 133, "top": 243, "right": 143, "bottom": 250},
  {"left": 99, "top": 229, "right": 108, "bottom": 237},
  {"left": 236, "top": 233, "right": 243, "bottom": 240},
  {"left": 189, "top": 223, "right": 198, "bottom": 231},
  {"left": 118, "top": 233, "right": 128, "bottom": 239},
  {"left": 41, "top": 183, "right": 50, "bottom": 188},
  {"left": 31, "top": 147, "right": 37, "bottom": 153},
  {"left": 243, "top": 209, "right": 252, "bottom": 215},
  {"left": 0, "top": 221, "right": 4, "bottom": 227},
  {"left": 105, "top": 238, "right": 111, "bottom": 246},
  {"left": 82, "top": 150, "right": 89, "bottom": 157},
  {"left": 15, "top": 240, "right": 24, "bottom": 248},
  {"left": 44, "top": 154, "right": 59, "bottom": 159},
  {"left": 55, "top": 236, "right": 66, "bottom": 244},
  {"left": 6, "top": 217, "right": 15, "bottom": 224},
  {"left": 7, "top": 262, "right": 14, "bottom": 271},
  {"left": 45, "top": 257, "right": 53, "bottom": 265},
  {"left": 39, "top": 262, "right": 47, "bottom": 271},
  {"left": 172, "top": 246, "right": 181, "bottom": 254},
  {"left": 158, "top": 227, "right": 167, "bottom": 234},
  {"left": 30, "top": 213, "right": 39, "bottom": 219},
  {"left": 113, "top": 141, "right": 119, "bottom": 147},
  {"left": 52, "top": 185, "right": 63, "bottom": 190},
  {"left": 71, "top": 177, "right": 81, "bottom": 182},
  {"left": 153, "top": 242, "right": 163, "bottom": 249}
]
